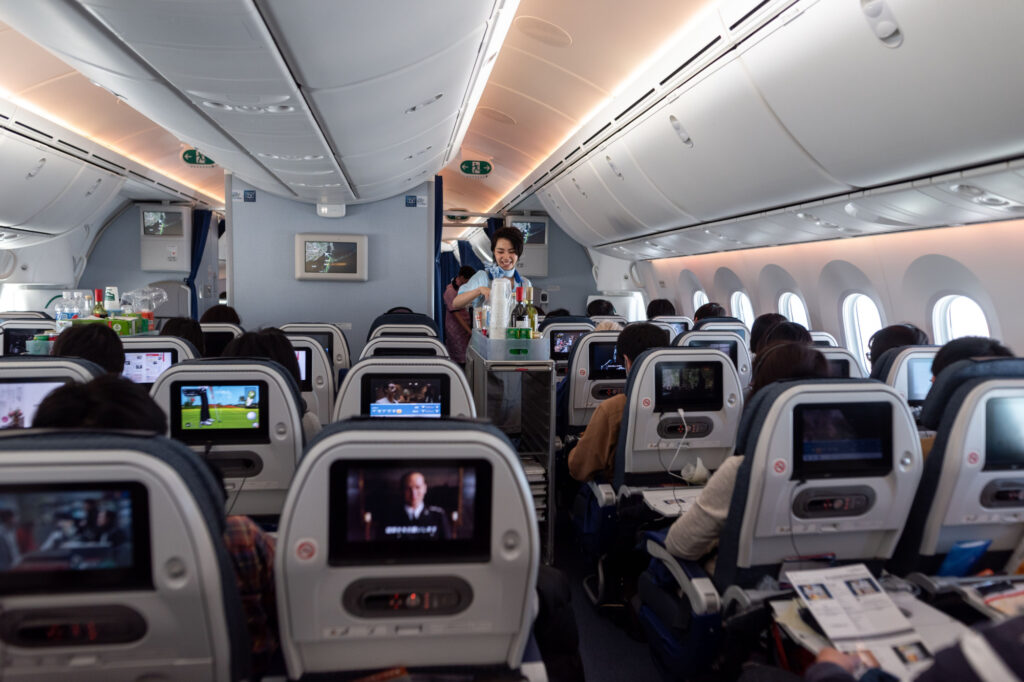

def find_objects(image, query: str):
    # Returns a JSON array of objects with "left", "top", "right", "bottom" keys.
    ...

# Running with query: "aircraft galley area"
[{"left": 0, "top": 1, "right": 1022, "bottom": 681}]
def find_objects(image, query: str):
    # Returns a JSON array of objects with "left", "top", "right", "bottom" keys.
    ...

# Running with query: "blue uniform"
[{"left": 458, "top": 266, "right": 532, "bottom": 309}]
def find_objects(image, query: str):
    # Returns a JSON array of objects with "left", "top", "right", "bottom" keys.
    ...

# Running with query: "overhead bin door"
[
  {"left": 622, "top": 58, "right": 849, "bottom": 222},
  {"left": 0, "top": 133, "right": 80, "bottom": 227},
  {"left": 740, "top": 0, "right": 1024, "bottom": 188},
  {"left": 19, "top": 165, "right": 124, "bottom": 234},
  {"left": 538, "top": 186, "right": 606, "bottom": 246},
  {"left": 554, "top": 165, "right": 649, "bottom": 242}
]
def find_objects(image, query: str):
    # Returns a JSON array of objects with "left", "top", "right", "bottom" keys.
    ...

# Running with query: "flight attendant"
[{"left": 451, "top": 226, "right": 532, "bottom": 311}]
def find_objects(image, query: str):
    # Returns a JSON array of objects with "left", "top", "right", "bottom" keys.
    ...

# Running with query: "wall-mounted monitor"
[
  {"left": 295, "top": 233, "right": 368, "bottom": 281},
  {"left": 139, "top": 204, "right": 192, "bottom": 273},
  {"left": 506, "top": 216, "right": 548, "bottom": 277}
]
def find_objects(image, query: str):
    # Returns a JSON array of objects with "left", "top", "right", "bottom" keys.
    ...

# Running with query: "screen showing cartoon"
[{"left": 0, "top": 379, "right": 65, "bottom": 429}]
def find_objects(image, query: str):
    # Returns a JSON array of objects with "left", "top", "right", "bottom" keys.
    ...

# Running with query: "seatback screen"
[
  {"left": 0, "top": 482, "right": 151, "bottom": 595},
  {"left": 792, "top": 402, "right": 893, "bottom": 479},
  {"left": 328, "top": 460, "right": 492, "bottom": 565},
  {"left": 985, "top": 397, "right": 1024, "bottom": 471},
  {"left": 654, "top": 362, "right": 723, "bottom": 413},
  {"left": 202, "top": 331, "right": 235, "bottom": 358},
  {"left": 3, "top": 328, "right": 49, "bottom": 356},
  {"left": 828, "top": 359, "right": 851, "bottom": 378},
  {"left": 122, "top": 350, "right": 177, "bottom": 387},
  {"left": 667, "top": 322, "right": 689, "bottom": 338},
  {"left": 360, "top": 375, "right": 449, "bottom": 418},
  {"left": 169, "top": 380, "right": 270, "bottom": 445},
  {"left": 294, "top": 349, "right": 312, "bottom": 392},
  {"left": 295, "top": 332, "right": 332, "bottom": 364},
  {"left": 550, "top": 330, "right": 587, "bottom": 361},
  {"left": 906, "top": 357, "right": 933, "bottom": 404},
  {"left": 0, "top": 379, "right": 66, "bottom": 428},
  {"left": 686, "top": 339, "right": 738, "bottom": 368},
  {"left": 588, "top": 342, "right": 626, "bottom": 380}
]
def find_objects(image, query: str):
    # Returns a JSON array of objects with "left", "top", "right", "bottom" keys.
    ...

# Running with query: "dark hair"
[
  {"left": 399, "top": 471, "right": 425, "bottom": 490},
  {"left": 646, "top": 298, "right": 677, "bottom": 319},
  {"left": 750, "top": 342, "right": 829, "bottom": 397},
  {"left": 618, "top": 322, "right": 669, "bottom": 366},
  {"left": 457, "top": 266, "right": 476, "bottom": 280},
  {"left": 931, "top": 336, "right": 1013, "bottom": 377},
  {"left": 160, "top": 317, "right": 205, "bottom": 355},
  {"left": 750, "top": 313, "right": 787, "bottom": 355},
  {"left": 545, "top": 308, "right": 570, "bottom": 319},
  {"left": 385, "top": 306, "right": 414, "bottom": 314},
  {"left": 586, "top": 299, "right": 616, "bottom": 317},
  {"left": 222, "top": 328, "right": 302, "bottom": 385},
  {"left": 867, "top": 323, "right": 929, "bottom": 365},
  {"left": 694, "top": 302, "right": 726, "bottom": 321},
  {"left": 490, "top": 226, "right": 524, "bottom": 257},
  {"left": 34, "top": 375, "right": 167, "bottom": 432},
  {"left": 199, "top": 304, "right": 241, "bottom": 325},
  {"left": 51, "top": 324, "right": 125, "bottom": 374},
  {"left": 760, "top": 321, "right": 812, "bottom": 351}
]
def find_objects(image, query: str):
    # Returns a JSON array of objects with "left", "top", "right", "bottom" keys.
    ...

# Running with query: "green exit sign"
[
  {"left": 182, "top": 148, "right": 215, "bottom": 166},
  {"left": 460, "top": 160, "right": 492, "bottom": 175}
]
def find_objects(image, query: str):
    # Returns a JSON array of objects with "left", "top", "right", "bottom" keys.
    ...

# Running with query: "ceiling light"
[
  {"left": 514, "top": 16, "right": 572, "bottom": 47},
  {"left": 202, "top": 100, "right": 233, "bottom": 111},
  {"left": 950, "top": 183, "right": 985, "bottom": 197},
  {"left": 263, "top": 104, "right": 294, "bottom": 113},
  {"left": 979, "top": 195, "right": 1010, "bottom": 206},
  {"left": 477, "top": 106, "right": 517, "bottom": 125},
  {"left": 257, "top": 152, "right": 325, "bottom": 161}
]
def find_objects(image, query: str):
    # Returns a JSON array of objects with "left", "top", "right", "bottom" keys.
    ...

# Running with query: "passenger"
[
  {"left": 545, "top": 308, "right": 571, "bottom": 319},
  {"left": 199, "top": 304, "right": 241, "bottom": 325},
  {"left": 384, "top": 306, "right": 414, "bottom": 314},
  {"left": 51, "top": 324, "right": 125, "bottom": 374},
  {"left": 221, "top": 329, "right": 323, "bottom": 441},
  {"left": 646, "top": 298, "right": 677, "bottom": 319},
  {"left": 586, "top": 299, "right": 616, "bottom": 317},
  {"left": 160, "top": 316, "right": 205, "bottom": 355},
  {"left": 749, "top": 313, "right": 786, "bottom": 355},
  {"left": 759, "top": 321, "right": 812, "bottom": 351},
  {"left": 33, "top": 375, "right": 281, "bottom": 679},
  {"left": 451, "top": 226, "right": 531, "bottom": 310},
  {"left": 866, "top": 323, "right": 929, "bottom": 368},
  {"left": 693, "top": 302, "right": 726, "bottom": 322},
  {"left": 664, "top": 343, "right": 829, "bottom": 563},
  {"left": 594, "top": 320, "right": 623, "bottom": 332},
  {"left": 931, "top": 335, "right": 1013, "bottom": 377},
  {"left": 443, "top": 265, "right": 476, "bottom": 364},
  {"left": 568, "top": 323, "right": 668, "bottom": 482}
]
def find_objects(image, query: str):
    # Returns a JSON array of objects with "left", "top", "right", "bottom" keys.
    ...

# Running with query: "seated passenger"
[
  {"left": 594, "top": 320, "right": 623, "bottom": 332},
  {"left": 664, "top": 343, "right": 829, "bottom": 563},
  {"left": 931, "top": 335, "right": 1013, "bottom": 377},
  {"left": 545, "top": 308, "right": 571, "bottom": 319},
  {"left": 51, "top": 324, "right": 125, "bottom": 374},
  {"left": 867, "top": 323, "right": 929, "bottom": 368},
  {"left": 759, "top": 321, "right": 812, "bottom": 351},
  {"left": 750, "top": 313, "right": 786, "bottom": 355},
  {"left": 199, "top": 304, "right": 241, "bottom": 325},
  {"left": 160, "top": 316, "right": 205, "bottom": 355},
  {"left": 567, "top": 323, "right": 668, "bottom": 482},
  {"left": 221, "top": 329, "right": 323, "bottom": 441},
  {"left": 385, "top": 306, "right": 414, "bottom": 314},
  {"left": 586, "top": 299, "right": 617, "bottom": 317},
  {"left": 646, "top": 298, "right": 677, "bottom": 319},
  {"left": 32, "top": 375, "right": 281, "bottom": 679},
  {"left": 693, "top": 302, "right": 726, "bottom": 322}
]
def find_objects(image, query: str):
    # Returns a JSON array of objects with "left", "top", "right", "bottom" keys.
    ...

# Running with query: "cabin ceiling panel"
[
  {"left": 342, "top": 116, "right": 456, "bottom": 187},
  {"left": 350, "top": 151, "right": 446, "bottom": 194},
  {"left": 486, "top": 48, "right": 606, "bottom": 125},
  {"left": 0, "top": 23, "right": 75, "bottom": 93},
  {"left": 25, "top": 75, "right": 155, "bottom": 141},
  {"left": 472, "top": 84, "right": 575, "bottom": 160}
]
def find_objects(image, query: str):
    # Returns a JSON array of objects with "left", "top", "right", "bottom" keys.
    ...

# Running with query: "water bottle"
[{"left": 54, "top": 291, "right": 73, "bottom": 332}]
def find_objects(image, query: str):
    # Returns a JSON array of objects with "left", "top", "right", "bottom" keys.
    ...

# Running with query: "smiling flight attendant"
[{"left": 451, "top": 226, "right": 531, "bottom": 310}]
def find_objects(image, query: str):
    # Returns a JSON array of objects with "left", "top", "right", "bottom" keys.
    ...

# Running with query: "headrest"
[
  {"left": 0, "top": 354, "right": 105, "bottom": 378},
  {"left": 367, "top": 313, "right": 439, "bottom": 340},
  {"left": 694, "top": 316, "right": 744, "bottom": 329},
  {"left": 539, "top": 315, "right": 593, "bottom": 332},
  {"left": 173, "top": 357, "right": 305, "bottom": 413},
  {"left": 123, "top": 335, "right": 200, "bottom": 359},
  {"left": 919, "top": 357, "right": 1024, "bottom": 429},
  {"left": 868, "top": 347, "right": 903, "bottom": 380}
]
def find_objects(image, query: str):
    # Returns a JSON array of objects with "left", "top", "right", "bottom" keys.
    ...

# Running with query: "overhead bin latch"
[{"left": 860, "top": 0, "right": 903, "bottom": 48}]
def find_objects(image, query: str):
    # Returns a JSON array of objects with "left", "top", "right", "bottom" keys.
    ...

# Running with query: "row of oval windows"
[{"left": 692, "top": 290, "right": 990, "bottom": 371}]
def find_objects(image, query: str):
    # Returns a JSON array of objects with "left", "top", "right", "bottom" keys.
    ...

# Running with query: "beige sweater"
[{"left": 664, "top": 455, "right": 744, "bottom": 561}]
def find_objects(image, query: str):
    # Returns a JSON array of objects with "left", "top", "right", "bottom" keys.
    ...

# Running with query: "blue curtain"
[
  {"left": 485, "top": 216, "right": 503, "bottom": 241},
  {"left": 186, "top": 209, "right": 213, "bottom": 320},
  {"left": 432, "top": 176, "right": 445, "bottom": 343},
  {"left": 457, "top": 240, "right": 485, "bottom": 272}
]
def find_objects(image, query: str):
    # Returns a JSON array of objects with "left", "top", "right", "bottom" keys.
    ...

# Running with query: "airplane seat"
[
  {"left": 637, "top": 379, "right": 922, "bottom": 679},
  {"left": 0, "top": 356, "right": 105, "bottom": 427},
  {"left": 652, "top": 316, "right": 694, "bottom": 339},
  {"left": 538, "top": 315, "right": 593, "bottom": 333},
  {"left": 692, "top": 316, "right": 748, "bottom": 341},
  {"left": 677, "top": 330, "right": 752, "bottom": 390},
  {"left": 889, "top": 357, "right": 1024, "bottom": 577},
  {"left": 873, "top": 346, "right": 940, "bottom": 417},
  {"left": 120, "top": 335, "right": 199, "bottom": 389},
  {"left": 0, "top": 320, "right": 58, "bottom": 357},
  {"left": 590, "top": 314, "right": 628, "bottom": 327},
  {"left": 367, "top": 313, "right": 439, "bottom": 341},
  {"left": 199, "top": 322, "right": 244, "bottom": 358},
  {"left": 0, "top": 311, "right": 52, "bottom": 320},
  {"left": 280, "top": 322, "right": 351, "bottom": 372},
  {"left": 0, "top": 430, "right": 250, "bottom": 681},
  {"left": 333, "top": 357, "right": 476, "bottom": 422},
  {"left": 819, "top": 347, "right": 866, "bottom": 378},
  {"left": 359, "top": 336, "right": 450, "bottom": 360},
  {"left": 567, "top": 331, "right": 626, "bottom": 433},
  {"left": 149, "top": 357, "right": 305, "bottom": 517},
  {"left": 544, "top": 320, "right": 595, "bottom": 377},
  {"left": 284, "top": 334, "right": 335, "bottom": 427},
  {"left": 275, "top": 419, "right": 539, "bottom": 678},
  {"left": 809, "top": 331, "right": 839, "bottom": 347}
]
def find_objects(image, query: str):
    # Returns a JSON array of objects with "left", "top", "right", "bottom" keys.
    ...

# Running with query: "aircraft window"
[
  {"left": 693, "top": 290, "right": 709, "bottom": 313},
  {"left": 730, "top": 291, "right": 754, "bottom": 328},
  {"left": 932, "top": 294, "right": 990, "bottom": 344},
  {"left": 843, "top": 293, "right": 883, "bottom": 374},
  {"left": 779, "top": 291, "right": 810, "bottom": 328}
]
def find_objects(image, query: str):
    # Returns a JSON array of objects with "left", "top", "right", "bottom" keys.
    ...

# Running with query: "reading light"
[{"left": 316, "top": 203, "right": 346, "bottom": 218}]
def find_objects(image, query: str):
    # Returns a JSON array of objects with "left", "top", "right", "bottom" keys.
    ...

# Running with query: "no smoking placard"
[
  {"left": 772, "top": 459, "right": 787, "bottom": 475},
  {"left": 295, "top": 538, "right": 318, "bottom": 562}
]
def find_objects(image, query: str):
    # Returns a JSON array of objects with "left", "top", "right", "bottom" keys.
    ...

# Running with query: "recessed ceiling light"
[
  {"left": 477, "top": 106, "right": 517, "bottom": 125},
  {"left": 257, "top": 153, "right": 325, "bottom": 161},
  {"left": 202, "top": 100, "right": 232, "bottom": 111},
  {"left": 950, "top": 183, "right": 985, "bottom": 197},
  {"left": 514, "top": 16, "right": 572, "bottom": 47},
  {"left": 263, "top": 104, "right": 295, "bottom": 113}
]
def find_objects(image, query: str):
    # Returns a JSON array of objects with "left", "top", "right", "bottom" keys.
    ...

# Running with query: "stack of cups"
[{"left": 489, "top": 278, "right": 512, "bottom": 335}]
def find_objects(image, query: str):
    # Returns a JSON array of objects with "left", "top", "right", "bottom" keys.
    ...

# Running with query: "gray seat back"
[
  {"left": 120, "top": 335, "right": 198, "bottom": 388},
  {"left": 677, "top": 330, "right": 752, "bottom": 390},
  {"left": 567, "top": 331, "right": 624, "bottom": 429},
  {"left": 359, "top": 336, "right": 450, "bottom": 360},
  {"left": 0, "top": 320, "right": 57, "bottom": 356},
  {"left": 281, "top": 323, "right": 351, "bottom": 371},
  {"left": 820, "top": 347, "right": 866, "bottom": 379},
  {"left": 286, "top": 335, "right": 335, "bottom": 426}
]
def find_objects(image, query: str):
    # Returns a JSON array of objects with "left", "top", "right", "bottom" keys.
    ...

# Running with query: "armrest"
[
  {"left": 588, "top": 480, "right": 615, "bottom": 507},
  {"left": 643, "top": 531, "right": 721, "bottom": 616}
]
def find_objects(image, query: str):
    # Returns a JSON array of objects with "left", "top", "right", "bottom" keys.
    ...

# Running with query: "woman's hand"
[
  {"left": 815, "top": 648, "right": 861, "bottom": 673},
  {"left": 477, "top": 286, "right": 490, "bottom": 302}
]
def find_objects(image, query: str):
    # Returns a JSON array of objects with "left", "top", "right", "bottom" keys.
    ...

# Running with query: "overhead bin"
[
  {"left": 552, "top": 165, "right": 648, "bottom": 242},
  {"left": 18, "top": 164, "right": 123, "bottom": 233},
  {"left": 0, "top": 133, "right": 82, "bottom": 227},
  {"left": 740, "top": 0, "right": 1024, "bottom": 188},
  {"left": 537, "top": 186, "right": 607, "bottom": 246}
]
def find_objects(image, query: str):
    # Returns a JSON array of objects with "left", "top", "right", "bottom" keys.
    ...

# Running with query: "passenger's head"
[
  {"left": 34, "top": 375, "right": 167, "bottom": 432},
  {"left": 199, "top": 304, "right": 241, "bottom": 325},
  {"left": 222, "top": 328, "right": 302, "bottom": 385},
  {"left": 931, "top": 336, "right": 1014, "bottom": 377},
  {"left": 866, "top": 323, "right": 929, "bottom": 366},
  {"left": 594, "top": 320, "right": 623, "bottom": 332},
  {"left": 545, "top": 308, "right": 570, "bottom": 319},
  {"left": 51, "top": 324, "right": 125, "bottom": 374},
  {"left": 646, "top": 298, "right": 677, "bottom": 319},
  {"left": 490, "top": 226, "right": 524, "bottom": 272},
  {"left": 586, "top": 299, "right": 616, "bottom": 317},
  {"left": 749, "top": 342, "right": 829, "bottom": 397},
  {"left": 400, "top": 471, "right": 427, "bottom": 508},
  {"left": 694, "top": 302, "right": 726, "bottom": 321},
  {"left": 160, "top": 317, "right": 205, "bottom": 355},
  {"left": 617, "top": 322, "right": 669, "bottom": 370},
  {"left": 760, "top": 321, "right": 812, "bottom": 351},
  {"left": 385, "top": 306, "right": 414, "bottom": 314},
  {"left": 454, "top": 266, "right": 476, "bottom": 287},
  {"left": 750, "top": 313, "right": 787, "bottom": 355}
]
